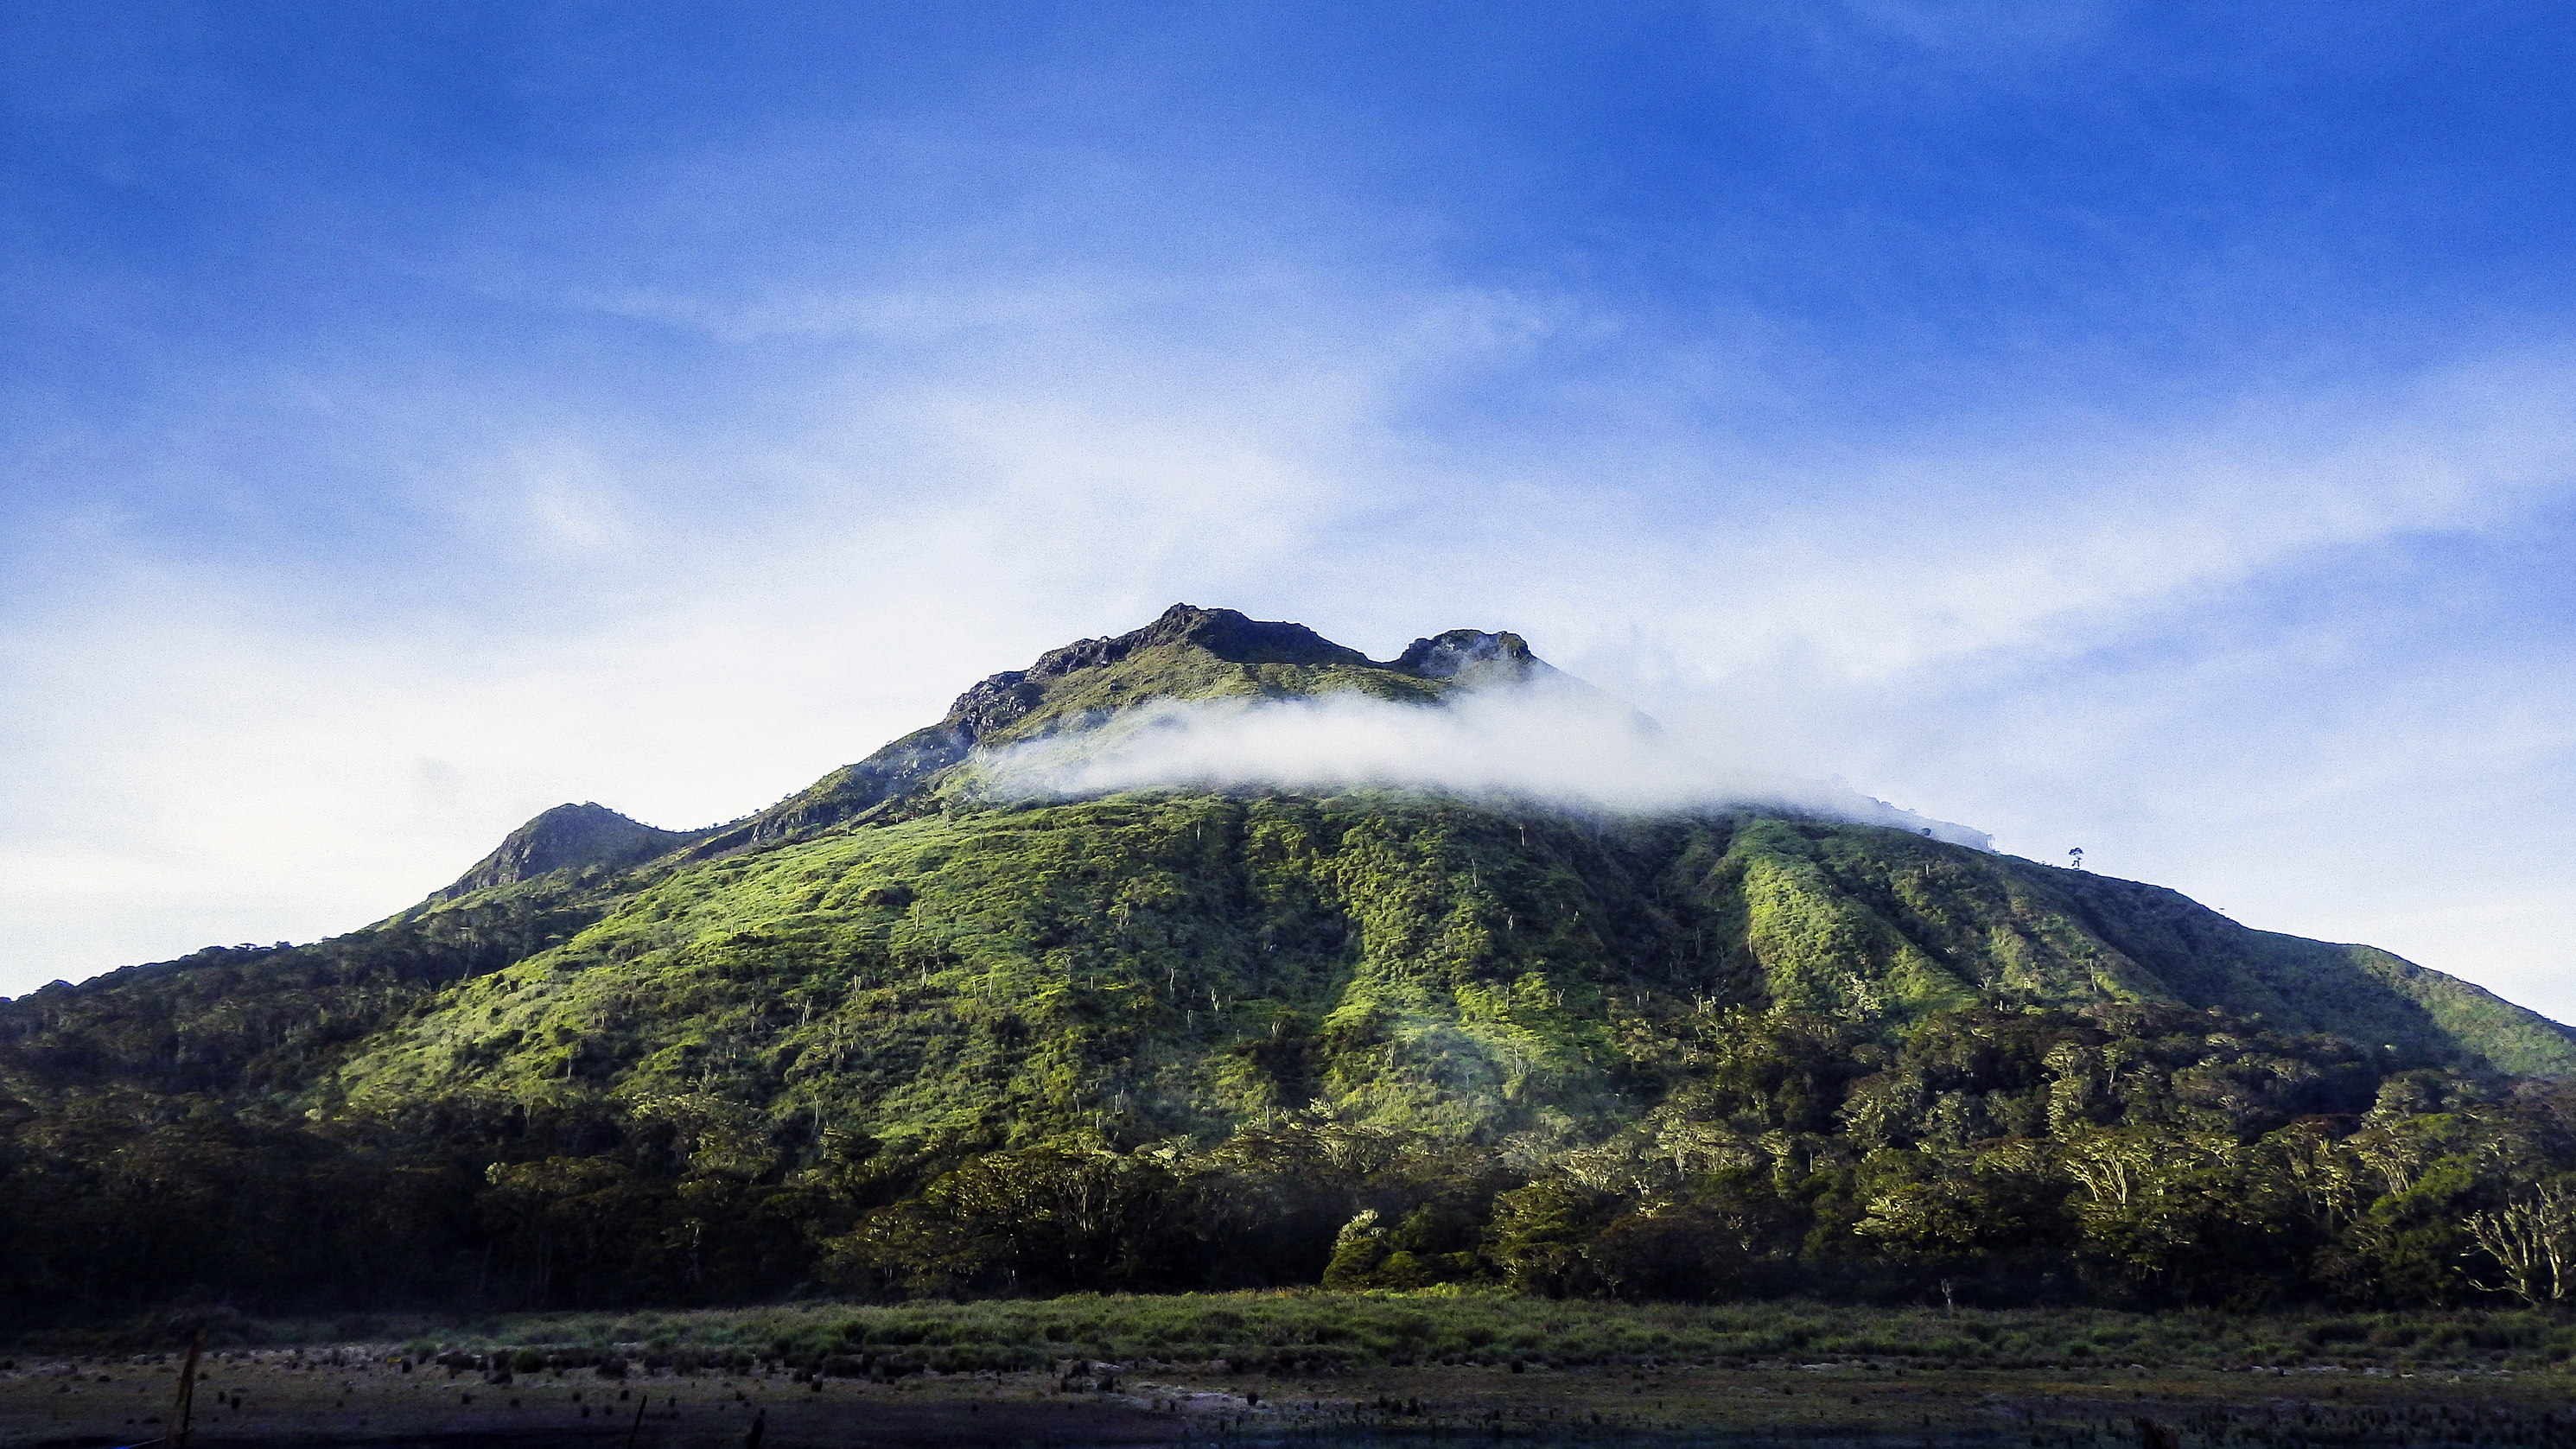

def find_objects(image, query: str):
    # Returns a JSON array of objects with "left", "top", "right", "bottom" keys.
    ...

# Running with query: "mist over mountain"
[
  {"left": 974, "top": 672, "right": 1994, "bottom": 848},
  {"left": 3, "top": 605, "right": 2572, "bottom": 1321}
]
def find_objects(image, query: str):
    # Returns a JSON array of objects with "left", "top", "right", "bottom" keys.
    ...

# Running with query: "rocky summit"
[{"left": 3, "top": 606, "right": 2572, "bottom": 1321}]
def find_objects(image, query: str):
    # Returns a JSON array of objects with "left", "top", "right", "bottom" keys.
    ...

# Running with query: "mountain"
[
  {"left": 3, "top": 604, "right": 2573, "bottom": 1319},
  {"left": 668, "top": 604, "right": 1553, "bottom": 858},
  {"left": 436, "top": 802, "right": 716, "bottom": 899}
]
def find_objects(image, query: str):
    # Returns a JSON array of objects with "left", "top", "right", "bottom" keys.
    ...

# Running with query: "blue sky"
[{"left": 4, "top": 2, "right": 2573, "bottom": 1017}]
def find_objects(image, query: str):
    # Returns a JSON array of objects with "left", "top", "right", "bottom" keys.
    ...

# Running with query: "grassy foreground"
[{"left": 19, "top": 1293, "right": 2574, "bottom": 1376}]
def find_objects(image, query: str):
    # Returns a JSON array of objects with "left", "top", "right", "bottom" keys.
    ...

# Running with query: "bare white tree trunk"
[{"left": 2465, "top": 1181, "right": 2576, "bottom": 1306}]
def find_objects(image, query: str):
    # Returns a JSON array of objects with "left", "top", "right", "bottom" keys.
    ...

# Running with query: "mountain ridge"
[
  {"left": 436, "top": 801, "right": 717, "bottom": 899},
  {"left": 655, "top": 604, "right": 1553, "bottom": 863}
]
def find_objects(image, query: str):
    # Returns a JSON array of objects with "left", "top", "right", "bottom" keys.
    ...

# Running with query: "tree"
[
  {"left": 2464, "top": 1177, "right": 2576, "bottom": 1306},
  {"left": 1484, "top": 1179, "right": 1610, "bottom": 1297}
]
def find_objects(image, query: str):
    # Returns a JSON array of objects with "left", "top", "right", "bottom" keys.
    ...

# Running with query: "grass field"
[{"left": 17, "top": 1293, "right": 2572, "bottom": 1378}]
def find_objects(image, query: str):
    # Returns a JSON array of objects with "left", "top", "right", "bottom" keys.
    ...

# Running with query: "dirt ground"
[{"left": 0, "top": 1349, "right": 2560, "bottom": 1447}]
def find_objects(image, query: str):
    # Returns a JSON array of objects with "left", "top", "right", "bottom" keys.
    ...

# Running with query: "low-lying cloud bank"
[{"left": 976, "top": 688, "right": 1994, "bottom": 848}]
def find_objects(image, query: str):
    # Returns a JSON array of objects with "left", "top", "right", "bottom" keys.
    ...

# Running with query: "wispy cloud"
[{"left": 976, "top": 683, "right": 1994, "bottom": 844}]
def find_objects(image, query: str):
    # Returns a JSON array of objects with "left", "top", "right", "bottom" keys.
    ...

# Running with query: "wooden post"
[
  {"left": 624, "top": 1389, "right": 649, "bottom": 1448},
  {"left": 168, "top": 1329, "right": 204, "bottom": 1448}
]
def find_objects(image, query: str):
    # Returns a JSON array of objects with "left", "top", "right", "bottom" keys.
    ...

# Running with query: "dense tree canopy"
[{"left": 7, "top": 949, "right": 2573, "bottom": 1320}]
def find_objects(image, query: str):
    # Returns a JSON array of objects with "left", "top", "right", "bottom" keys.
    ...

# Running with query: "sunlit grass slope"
[{"left": 318, "top": 794, "right": 2576, "bottom": 1167}]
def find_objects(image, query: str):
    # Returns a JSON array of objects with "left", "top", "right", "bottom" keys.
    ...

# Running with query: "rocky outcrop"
[{"left": 1391, "top": 628, "right": 1549, "bottom": 683}]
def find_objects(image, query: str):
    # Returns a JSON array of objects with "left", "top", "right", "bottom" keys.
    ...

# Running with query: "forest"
[{"left": 5, "top": 992, "right": 2572, "bottom": 1324}]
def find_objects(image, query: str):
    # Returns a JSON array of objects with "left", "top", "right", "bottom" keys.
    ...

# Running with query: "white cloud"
[{"left": 976, "top": 683, "right": 1993, "bottom": 845}]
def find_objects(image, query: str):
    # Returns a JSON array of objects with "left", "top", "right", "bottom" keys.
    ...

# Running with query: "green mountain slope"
[
  {"left": 4, "top": 604, "right": 2573, "bottom": 1319},
  {"left": 315, "top": 798, "right": 2576, "bottom": 1157}
]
